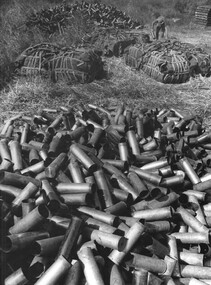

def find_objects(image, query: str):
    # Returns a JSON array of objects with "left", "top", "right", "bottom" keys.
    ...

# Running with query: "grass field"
[{"left": 1, "top": 0, "right": 211, "bottom": 131}]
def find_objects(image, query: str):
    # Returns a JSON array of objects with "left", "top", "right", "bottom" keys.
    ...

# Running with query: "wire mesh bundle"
[
  {"left": 142, "top": 50, "right": 190, "bottom": 84},
  {"left": 15, "top": 43, "right": 60, "bottom": 76},
  {"left": 47, "top": 48, "right": 104, "bottom": 83},
  {"left": 125, "top": 39, "right": 211, "bottom": 84}
]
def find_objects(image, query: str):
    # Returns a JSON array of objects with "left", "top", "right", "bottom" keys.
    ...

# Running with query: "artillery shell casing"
[
  {"left": 147, "top": 272, "right": 163, "bottom": 285},
  {"left": 136, "top": 116, "right": 144, "bottom": 139},
  {"left": 179, "top": 252, "right": 204, "bottom": 266},
  {"left": 12, "top": 182, "right": 38, "bottom": 212},
  {"left": 101, "top": 159, "right": 128, "bottom": 171},
  {"left": 142, "top": 139, "right": 158, "bottom": 151},
  {"left": 21, "top": 142, "right": 44, "bottom": 152},
  {"left": 131, "top": 200, "right": 148, "bottom": 212},
  {"left": 112, "top": 174, "right": 139, "bottom": 200},
  {"left": 108, "top": 220, "right": 145, "bottom": 265},
  {"left": 90, "top": 104, "right": 111, "bottom": 118},
  {"left": 85, "top": 175, "right": 95, "bottom": 184},
  {"left": 118, "top": 142, "right": 129, "bottom": 162},
  {"left": 34, "top": 255, "right": 71, "bottom": 285},
  {"left": 45, "top": 152, "right": 67, "bottom": 178},
  {"left": 130, "top": 166, "right": 162, "bottom": 186},
  {"left": 20, "top": 122, "right": 29, "bottom": 144},
  {"left": 0, "top": 171, "right": 41, "bottom": 187},
  {"left": 105, "top": 201, "right": 128, "bottom": 215},
  {"left": 160, "top": 175, "right": 184, "bottom": 187},
  {"left": 85, "top": 217, "right": 117, "bottom": 234},
  {"left": 159, "top": 165, "right": 173, "bottom": 177},
  {"left": 184, "top": 190, "right": 207, "bottom": 201},
  {"left": 119, "top": 215, "right": 139, "bottom": 227},
  {"left": 163, "top": 255, "right": 177, "bottom": 276},
  {"left": 21, "top": 160, "right": 45, "bottom": 175},
  {"left": 1, "top": 119, "right": 14, "bottom": 135},
  {"left": 109, "top": 264, "right": 125, "bottom": 285},
  {"left": 77, "top": 246, "right": 105, "bottom": 285},
  {"left": 193, "top": 180, "right": 211, "bottom": 192},
  {"left": 2, "top": 231, "right": 49, "bottom": 253},
  {"left": 103, "top": 162, "right": 127, "bottom": 179},
  {"left": 9, "top": 204, "right": 49, "bottom": 234},
  {"left": 171, "top": 232, "right": 209, "bottom": 244},
  {"left": 56, "top": 182, "right": 95, "bottom": 194},
  {"left": 180, "top": 265, "right": 211, "bottom": 279},
  {"left": 61, "top": 193, "right": 91, "bottom": 206},
  {"left": 47, "top": 132, "right": 62, "bottom": 157},
  {"left": 130, "top": 253, "right": 167, "bottom": 274},
  {"left": 39, "top": 149, "right": 48, "bottom": 161},
  {"left": 132, "top": 268, "right": 148, "bottom": 285},
  {"left": 70, "top": 144, "right": 97, "bottom": 173},
  {"left": 22, "top": 199, "right": 35, "bottom": 216},
  {"left": 112, "top": 188, "right": 133, "bottom": 204},
  {"left": 128, "top": 171, "right": 149, "bottom": 199},
  {"left": 176, "top": 206, "right": 208, "bottom": 233},
  {"left": 157, "top": 108, "right": 168, "bottom": 118},
  {"left": 167, "top": 235, "right": 180, "bottom": 277},
  {"left": 188, "top": 195, "right": 207, "bottom": 226},
  {"left": 189, "top": 278, "right": 208, "bottom": 285},
  {"left": 35, "top": 171, "right": 47, "bottom": 181},
  {"left": 47, "top": 115, "right": 63, "bottom": 131},
  {"left": 111, "top": 123, "right": 127, "bottom": 134},
  {"left": 63, "top": 260, "right": 82, "bottom": 285},
  {"left": 56, "top": 170, "right": 72, "bottom": 184},
  {"left": 117, "top": 113, "right": 126, "bottom": 125},
  {"left": 117, "top": 221, "right": 130, "bottom": 235},
  {"left": 114, "top": 104, "right": 125, "bottom": 124},
  {"left": 145, "top": 221, "right": 172, "bottom": 233},
  {"left": 145, "top": 235, "right": 169, "bottom": 259},
  {"left": 29, "top": 148, "right": 40, "bottom": 165},
  {"left": 132, "top": 206, "right": 174, "bottom": 221},
  {"left": 5, "top": 267, "right": 29, "bottom": 285},
  {"left": 31, "top": 235, "right": 64, "bottom": 256},
  {"left": 0, "top": 184, "right": 22, "bottom": 198},
  {"left": 94, "top": 169, "right": 114, "bottom": 208},
  {"left": 41, "top": 179, "right": 61, "bottom": 212},
  {"left": 57, "top": 216, "right": 83, "bottom": 262},
  {"left": 127, "top": 130, "right": 141, "bottom": 155},
  {"left": 147, "top": 192, "right": 179, "bottom": 209},
  {"left": 77, "top": 206, "right": 119, "bottom": 226},
  {"left": 68, "top": 158, "right": 85, "bottom": 183},
  {"left": 9, "top": 140, "right": 23, "bottom": 171},
  {"left": 179, "top": 158, "right": 200, "bottom": 185},
  {"left": 69, "top": 126, "right": 87, "bottom": 140},
  {"left": 197, "top": 132, "right": 211, "bottom": 144},
  {"left": 5, "top": 125, "right": 14, "bottom": 139},
  {"left": 87, "top": 128, "right": 104, "bottom": 147},
  {"left": 86, "top": 119, "right": 103, "bottom": 130},
  {"left": 84, "top": 227, "right": 127, "bottom": 251},
  {"left": 0, "top": 139, "right": 12, "bottom": 170}
]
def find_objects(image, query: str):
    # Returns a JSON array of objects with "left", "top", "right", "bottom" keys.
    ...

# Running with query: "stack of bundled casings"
[
  {"left": 26, "top": 1, "right": 142, "bottom": 36},
  {"left": 3, "top": 103, "right": 211, "bottom": 284},
  {"left": 15, "top": 43, "right": 104, "bottom": 84},
  {"left": 125, "top": 39, "right": 211, "bottom": 84},
  {"left": 195, "top": 6, "right": 211, "bottom": 26}
]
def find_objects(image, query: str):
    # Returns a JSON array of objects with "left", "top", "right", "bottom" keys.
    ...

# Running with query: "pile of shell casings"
[
  {"left": 26, "top": 1, "right": 142, "bottom": 36},
  {"left": 1, "top": 103, "right": 211, "bottom": 285}
]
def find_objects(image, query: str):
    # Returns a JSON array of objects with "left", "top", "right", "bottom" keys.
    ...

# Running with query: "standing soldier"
[{"left": 151, "top": 14, "right": 168, "bottom": 40}]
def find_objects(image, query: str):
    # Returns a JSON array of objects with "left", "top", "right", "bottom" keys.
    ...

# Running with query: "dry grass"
[
  {"left": 1, "top": 0, "right": 211, "bottom": 131},
  {"left": 1, "top": 54, "right": 211, "bottom": 130}
]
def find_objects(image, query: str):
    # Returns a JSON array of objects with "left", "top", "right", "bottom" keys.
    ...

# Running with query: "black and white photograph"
[{"left": 1, "top": 0, "right": 211, "bottom": 284}]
